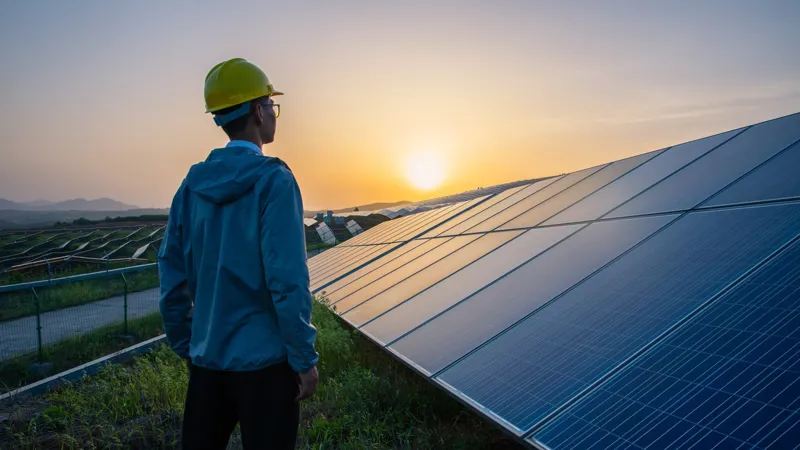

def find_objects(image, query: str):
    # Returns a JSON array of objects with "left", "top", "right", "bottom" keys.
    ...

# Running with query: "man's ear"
[{"left": 254, "top": 103, "right": 265, "bottom": 125}]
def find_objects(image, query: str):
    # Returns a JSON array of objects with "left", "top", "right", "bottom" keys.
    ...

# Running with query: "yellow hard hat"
[{"left": 204, "top": 58, "right": 283, "bottom": 125}]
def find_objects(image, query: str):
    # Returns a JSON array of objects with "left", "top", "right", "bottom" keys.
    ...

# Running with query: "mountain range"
[{"left": 0, "top": 198, "right": 140, "bottom": 211}]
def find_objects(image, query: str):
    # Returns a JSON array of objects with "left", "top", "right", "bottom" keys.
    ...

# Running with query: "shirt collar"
[{"left": 226, "top": 140, "right": 263, "bottom": 155}]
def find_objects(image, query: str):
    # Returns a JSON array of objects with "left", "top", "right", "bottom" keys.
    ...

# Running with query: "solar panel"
[
  {"left": 533, "top": 237, "right": 800, "bottom": 450},
  {"left": 437, "top": 202, "right": 800, "bottom": 434},
  {"left": 345, "top": 220, "right": 364, "bottom": 236},
  {"left": 464, "top": 164, "right": 607, "bottom": 234},
  {"left": 335, "top": 220, "right": 391, "bottom": 247},
  {"left": 607, "top": 113, "right": 800, "bottom": 218},
  {"left": 499, "top": 150, "right": 662, "bottom": 230},
  {"left": 430, "top": 179, "right": 559, "bottom": 237},
  {"left": 543, "top": 128, "right": 743, "bottom": 226},
  {"left": 343, "top": 230, "right": 525, "bottom": 326},
  {"left": 315, "top": 223, "right": 337, "bottom": 245},
  {"left": 319, "top": 240, "right": 431, "bottom": 298},
  {"left": 331, "top": 235, "right": 484, "bottom": 313},
  {"left": 390, "top": 213, "right": 676, "bottom": 375},
  {"left": 702, "top": 140, "right": 800, "bottom": 208},
  {"left": 361, "top": 224, "right": 583, "bottom": 345},
  {"left": 311, "top": 243, "right": 400, "bottom": 291}
]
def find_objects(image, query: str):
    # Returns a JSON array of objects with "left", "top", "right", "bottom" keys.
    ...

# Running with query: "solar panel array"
[{"left": 308, "top": 112, "right": 800, "bottom": 448}]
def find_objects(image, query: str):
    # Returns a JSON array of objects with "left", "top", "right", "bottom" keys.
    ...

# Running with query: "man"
[{"left": 158, "top": 57, "right": 319, "bottom": 450}]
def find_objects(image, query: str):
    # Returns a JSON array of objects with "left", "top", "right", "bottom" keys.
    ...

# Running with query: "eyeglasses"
[{"left": 260, "top": 102, "right": 280, "bottom": 118}]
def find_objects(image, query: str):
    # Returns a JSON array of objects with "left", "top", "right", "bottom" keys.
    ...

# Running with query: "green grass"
[
  {"left": 0, "top": 301, "right": 522, "bottom": 449},
  {"left": 307, "top": 242, "right": 336, "bottom": 252},
  {"left": 0, "top": 268, "right": 159, "bottom": 321},
  {"left": 0, "top": 312, "right": 165, "bottom": 394}
]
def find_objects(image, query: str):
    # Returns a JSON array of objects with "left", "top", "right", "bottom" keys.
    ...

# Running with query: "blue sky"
[{"left": 1, "top": 0, "right": 798, "bottom": 209}]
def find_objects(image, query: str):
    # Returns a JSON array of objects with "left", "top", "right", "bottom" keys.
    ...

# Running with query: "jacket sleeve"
[
  {"left": 260, "top": 168, "right": 319, "bottom": 373},
  {"left": 157, "top": 182, "right": 193, "bottom": 359}
]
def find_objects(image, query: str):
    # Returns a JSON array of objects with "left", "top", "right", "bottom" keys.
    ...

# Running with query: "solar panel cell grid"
[
  {"left": 499, "top": 150, "right": 662, "bottom": 231},
  {"left": 311, "top": 245, "right": 374, "bottom": 280},
  {"left": 438, "top": 202, "right": 800, "bottom": 434},
  {"left": 390, "top": 213, "right": 676, "bottom": 376},
  {"left": 429, "top": 179, "right": 559, "bottom": 238},
  {"left": 543, "top": 127, "right": 743, "bottom": 226},
  {"left": 387, "top": 197, "right": 487, "bottom": 243},
  {"left": 322, "top": 239, "right": 439, "bottom": 302},
  {"left": 311, "top": 243, "right": 400, "bottom": 291},
  {"left": 466, "top": 164, "right": 607, "bottom": 234},
  {"left": 608, "top": 112, "right": 800, "bottom": 218},
  {"left": 703, "top": 140, "right": 800, "bottom": 208},
  {"left": 370, "top": 205, "right": 459, "bottom": 244},
  {"left": 354, "top": 206, "right": 445, "bottom": 245},
  {"left": 343, "top": 230, "right": 524, "bottom": 327},
  {"left": 333, "top": 235, "right": 483, "bottom": 314},
  {"left": 361, "top": 224, "right": 583, "bottom": 346},
  {"left": 534, "top": 237, "right": 800, "bottom": 450}
]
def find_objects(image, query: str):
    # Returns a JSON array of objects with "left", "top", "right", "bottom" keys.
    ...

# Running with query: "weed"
[
  {"left": 0, "top": 301, "right": 522, "bottom": 449},
  {"left": 0, "top": 313, "right": 165, "bottom": 393}
]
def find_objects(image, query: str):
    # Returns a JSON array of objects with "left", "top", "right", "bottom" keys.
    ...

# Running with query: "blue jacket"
[{"left": 158, "top": 145, "right": 319, "bottom": 373}]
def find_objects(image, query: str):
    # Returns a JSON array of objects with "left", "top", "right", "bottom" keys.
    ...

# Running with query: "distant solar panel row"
[{"left": 308, "top": 112, "right": 800, "bottom": 448}]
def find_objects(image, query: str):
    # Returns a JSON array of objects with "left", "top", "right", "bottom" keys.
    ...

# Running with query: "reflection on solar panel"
[
  {"left": 306, "top": 111, "right": 800, "bottom": 448},
  {"left": 345, "top": 220, "right": 364, "bottom": 236},
  {"left": 315, "top": 223, "right": 337, "bottom": 245}
]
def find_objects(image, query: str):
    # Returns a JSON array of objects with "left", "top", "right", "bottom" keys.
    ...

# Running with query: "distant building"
[
  {"left": 315, "top": 212, "right": 324, "bottom": 222},
  {"left": 334, "top": 216, "right": 345, "bottom": 224},
  {"left": 325, "top": 210, "right": 333, "bottom": 224}
]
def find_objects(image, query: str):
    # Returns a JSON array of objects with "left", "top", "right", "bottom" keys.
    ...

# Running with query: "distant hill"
[
  {"left": 0, "top": 197, "right": 140, "bottom": 211},
  {"left": 304, "top": 201, "right": 411, "bottom": 217},
  {"left": 0, "top": 208, "right": 169, "bottom": 229}
]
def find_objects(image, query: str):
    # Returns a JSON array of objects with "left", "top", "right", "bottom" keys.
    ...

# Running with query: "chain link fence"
[{"left": 0, "top": 264, "right": 162, "bottom": 392}]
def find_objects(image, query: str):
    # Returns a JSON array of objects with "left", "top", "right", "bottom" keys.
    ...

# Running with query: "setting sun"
[{"left": 405, "top": 151, "right": 446, "bottom": 191}]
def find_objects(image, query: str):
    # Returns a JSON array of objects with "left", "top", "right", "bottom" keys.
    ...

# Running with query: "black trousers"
[{"left": 182, "top": 362, "right": 300, "bottom": 450}]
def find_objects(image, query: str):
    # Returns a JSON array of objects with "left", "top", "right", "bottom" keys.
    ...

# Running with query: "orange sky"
[{"left": 1, "top": 1, "right": 799, "bottom": 210}]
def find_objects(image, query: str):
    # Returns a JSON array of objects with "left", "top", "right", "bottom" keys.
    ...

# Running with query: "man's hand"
[{"left": 296, "top": 366, "right": 318, "bottom": 401}]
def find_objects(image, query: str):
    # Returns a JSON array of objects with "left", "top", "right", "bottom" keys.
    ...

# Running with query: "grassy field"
[
  {"left": 0, "top": 312, "right": 165, "bottom": 394},
  {"left": 0, "top": 268, "right": 160, "bottom": 322},
  {"left": 0, "top": 301, "right": 522, "bottom": 449}
]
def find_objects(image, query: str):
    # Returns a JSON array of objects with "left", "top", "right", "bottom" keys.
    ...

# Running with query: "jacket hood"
[{"left": 186, "top": 146, "right": 276, "bottom": 204}]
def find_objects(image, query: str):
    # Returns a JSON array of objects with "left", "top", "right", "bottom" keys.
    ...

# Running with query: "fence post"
[
  {"left": 31, "top": 287, "right": 44, "bottom": 364},
  {"left": 120, "top": 273, "right": 134, "bottom": 343},
  {"left": 122, "top": 273, "right": 129, "bottom": 335}
]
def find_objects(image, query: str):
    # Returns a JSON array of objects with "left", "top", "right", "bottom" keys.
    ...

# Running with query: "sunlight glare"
[{"left": 405, "top": 151, "right": 446, "bottom": 191}]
